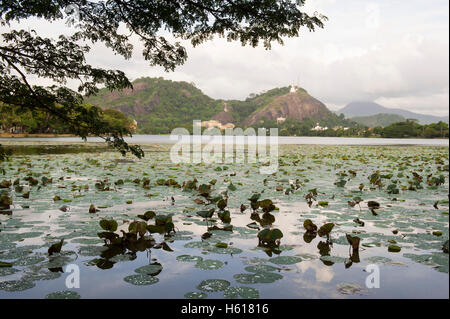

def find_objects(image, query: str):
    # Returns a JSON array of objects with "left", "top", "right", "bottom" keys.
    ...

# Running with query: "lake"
[
  {"left": 1, "top": 135, "right": 448, "bottom": 146},
  {"left": 0, "top": 141, "right": 448, "bottom": 299}
]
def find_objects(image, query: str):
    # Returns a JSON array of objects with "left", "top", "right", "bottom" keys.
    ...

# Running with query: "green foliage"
[
  {"left": 128, "top": 221, "right": 148, "bottom": 237},
  {"left": 0, "top": 261, "right": 13, "bottom": 267},
  {"left": 318, "top": 223, "right": 334, "bottom": 237},
  {"left": 217, "top": 210, "right": 231, "bottom": 224},
  {"left": 99, "top": 219, "right": 118, "bottom": 232},
  {"left": 257, "top": 228, "right": 284, "bottom": 247},
  {"left": 86, "top": 77, "right": 224, "bottom": 134},
  {"left": 303, "top": 219, "right": 317, "bottom": 232},
  {"left": 380, "top": 120, "right": 449, "bottom": 138},
  {"left": 258, "top": 199, "right": 276, "bottom": 213},
  {"left": 48, "top": 239, "right": 64, "bottom": 256},
  {"left": 85, "top": 80, "right": 363, "bottom": 136},
  {"left": 137, "top": 211, "right": 156, "bottom": 221},
  {"left": 0, "top": 102, "right": 133, "bottom": 135},
  {"left": 0, "top": 193, "right": 12, "bottom": 208},
  {"left": 0, "top": 0, "right": 326, "bottom": 159},
  {"left": 227, "top": 87, "right": 292, "bottom": 123},
  {"left": 197, "top": 209, "right": 215, "bottom": 219}
]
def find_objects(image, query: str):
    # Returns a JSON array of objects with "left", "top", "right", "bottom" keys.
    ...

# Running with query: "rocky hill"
[
  {"left": 85, "top": 77, "right": 352, "bottom": 134},
  {"left": 85, "top": 77, "right": 223, "bottom": 134},
  {"left": 242, "top": 88, "right": 334, "bottom": 126}
]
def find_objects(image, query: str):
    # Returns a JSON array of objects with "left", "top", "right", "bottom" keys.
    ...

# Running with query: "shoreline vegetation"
[
  {"left": 0, "top": 133, "right": 74, "bottom": 138},
  {"left": 1, "top": 132, "right": 448, "bottom": 140}
]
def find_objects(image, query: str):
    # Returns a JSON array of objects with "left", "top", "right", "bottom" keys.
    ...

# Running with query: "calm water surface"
[
  {"left": 1, "top": 135, "right": 448, "bottom": 146},
  {"left": 0, "top": 143, "right": 448, "bottom": 299}
]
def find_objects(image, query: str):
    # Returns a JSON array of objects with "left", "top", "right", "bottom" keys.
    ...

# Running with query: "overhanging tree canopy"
[{"left": 0, "top": 0, "right": 326, "bottom": 159}]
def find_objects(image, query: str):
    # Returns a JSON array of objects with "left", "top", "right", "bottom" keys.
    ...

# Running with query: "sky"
[{"left": 2, "top": 0, "right": 449, "bottom": 116}]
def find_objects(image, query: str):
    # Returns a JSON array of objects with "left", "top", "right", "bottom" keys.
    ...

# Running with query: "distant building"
[
  {"left": 277, "top": 117, "right": 286, "bottom": 124},
  {"left": 200, "top": 120, "right": 235, "bottom": 130},
  {"left": 130, "top": 120, "right": 138, "bottom": 132},
  {"left": 333, "top": 126, "right": 349, "bottom": 131},
  {"left": 311, "top": 123, "right": 328, "bottom": 131},
  {"left": 290, "top": 85, "right": 297, "bottom": 93}
]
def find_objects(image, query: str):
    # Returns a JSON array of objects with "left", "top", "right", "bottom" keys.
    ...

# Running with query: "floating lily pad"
[
  {"left": 320, "top": 256, "right": 347, "bottom": 263},
  {"left": 244, "top": 264, "right": 277, "bottom": 273},
  {"left": 110, "top": 254, "right": 136, "bottom": 263},
  {"left": 170, "top": 232, "right": 194, "bottom": 241},
  {"left": 205, "top": 246, "right": 243, "bottom": 255},
  {"left": 366, "top": 256, "right": 392, "bottom": 264},
  {"left": 278, "top": 245, "right": 294, "bottom": 251},
  {"left": 195, "top": 259, "right": 224, "bottom": 270},
  {"left": 14, "top": 255, "right": 46, "bottom": 266},
  {"left": 268, "top": 256, "right": 302, "bottom": 265},
  {"left": 17, "top": 232, "right": 44, "bottom": 239},
  {"left": 233, "top": 272, "right": 283, "bottom": 284},
  {"left": 0, "top": 267, "right": 20, "bottom": 277},
  {"left": 123, "top": 274, "right": 160, "bottom": 286},
  {"left": 0, "top": 280, "right": 35, "bottom": 292},
  {"left": 197, "top": 279, "right": 230, "bottom": 292},
  {"left": 78, "top": 245, "right": 108, "bottom": 256},
  {"left": 0, "top": 248, "right": 32, "bottom": 260},
  {"left": 45, "top": 290, "right": 81, "bottom": 299},
  {"left": 223, "top": 286, "right": 260, "bottom": 299},
  {"left": 388, "top": 245, "right": 402, "bottom": 253},
  {"left": 176, "top": 255, "right": 203, "bottom": 263},
  {"left": 0, "top": 242, "right": 16, "bottom": 250},
  {"left": 22, "top": 269, "right": 62, "bottom": 281},
  {"left": 134, "top": 264, "right": 163, "bottom": 276},
  {"left": 1, "top": 143, "right": 448, "bottom": 298},
  {"left": 404, "top": 253, "right": 449, "bottom": 273},
  {"left": 184, "top": 292, "right": 208, "bottom": 299},
  {"left": 184, "top": 241, "right": 211, "bottom": 249},
  {"left": 234, "top": 227, "right": 259, "bottom": 238},
  {"left": 242, "top": 257, "right": 268, "bottom": 265}
]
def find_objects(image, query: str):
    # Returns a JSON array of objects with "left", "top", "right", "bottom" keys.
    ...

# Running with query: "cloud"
[
  {"left": 375, "top": 92, "right": 449, "bottom": 116},
  {"left": 1, "top": 0, "right": 448, "bottom": 116}
]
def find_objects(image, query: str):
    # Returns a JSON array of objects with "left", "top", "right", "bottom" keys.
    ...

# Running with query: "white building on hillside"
[{"left": 277, "top": 117, "right": 286, "bottom": 124}]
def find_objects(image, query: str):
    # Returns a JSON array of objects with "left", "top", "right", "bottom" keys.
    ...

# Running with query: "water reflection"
[
  {"left": 250, "top": 212, "right": 275, "bottom": 227},
  {"left": 2, "top": 145, "right": 107, "bottom": 155},
  {"left": 1, "top": 135, "right": 448, "bottom": 146},
  {"left": 0, "top": 144, "right": 448, "bottom": 299},
  {"left": 90, "top": 216, "right": 176, "bottom": 272}
]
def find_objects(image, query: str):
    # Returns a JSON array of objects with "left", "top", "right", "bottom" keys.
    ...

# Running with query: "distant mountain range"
[
  {"left": 85, "top": 77, "right": 352, "bottom": 134},
  {"left": 338, "top": 102, "right": 449, "bottom": 125},
  {"left": 349, "top": 113, "right": 405, "bottom": 128},
  {"left": 85, "top": 78, "right": 448, "bottom": 134}
]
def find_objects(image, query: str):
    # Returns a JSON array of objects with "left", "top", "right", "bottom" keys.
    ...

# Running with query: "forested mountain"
[
  {"left": 85, "top": 77, "right": 354, "bottom": 134},
  {"left": 350, "top": 113, "right": 406, "bottom": 128},
  {"left": 338, "top": 102, "right": 449, "bottom": 125},
  {"left": 3, "top": 77, "right": 447, "bottom": 138},
  {"left": 85, "top": 77, "right": 224, "bottom": 134}
]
